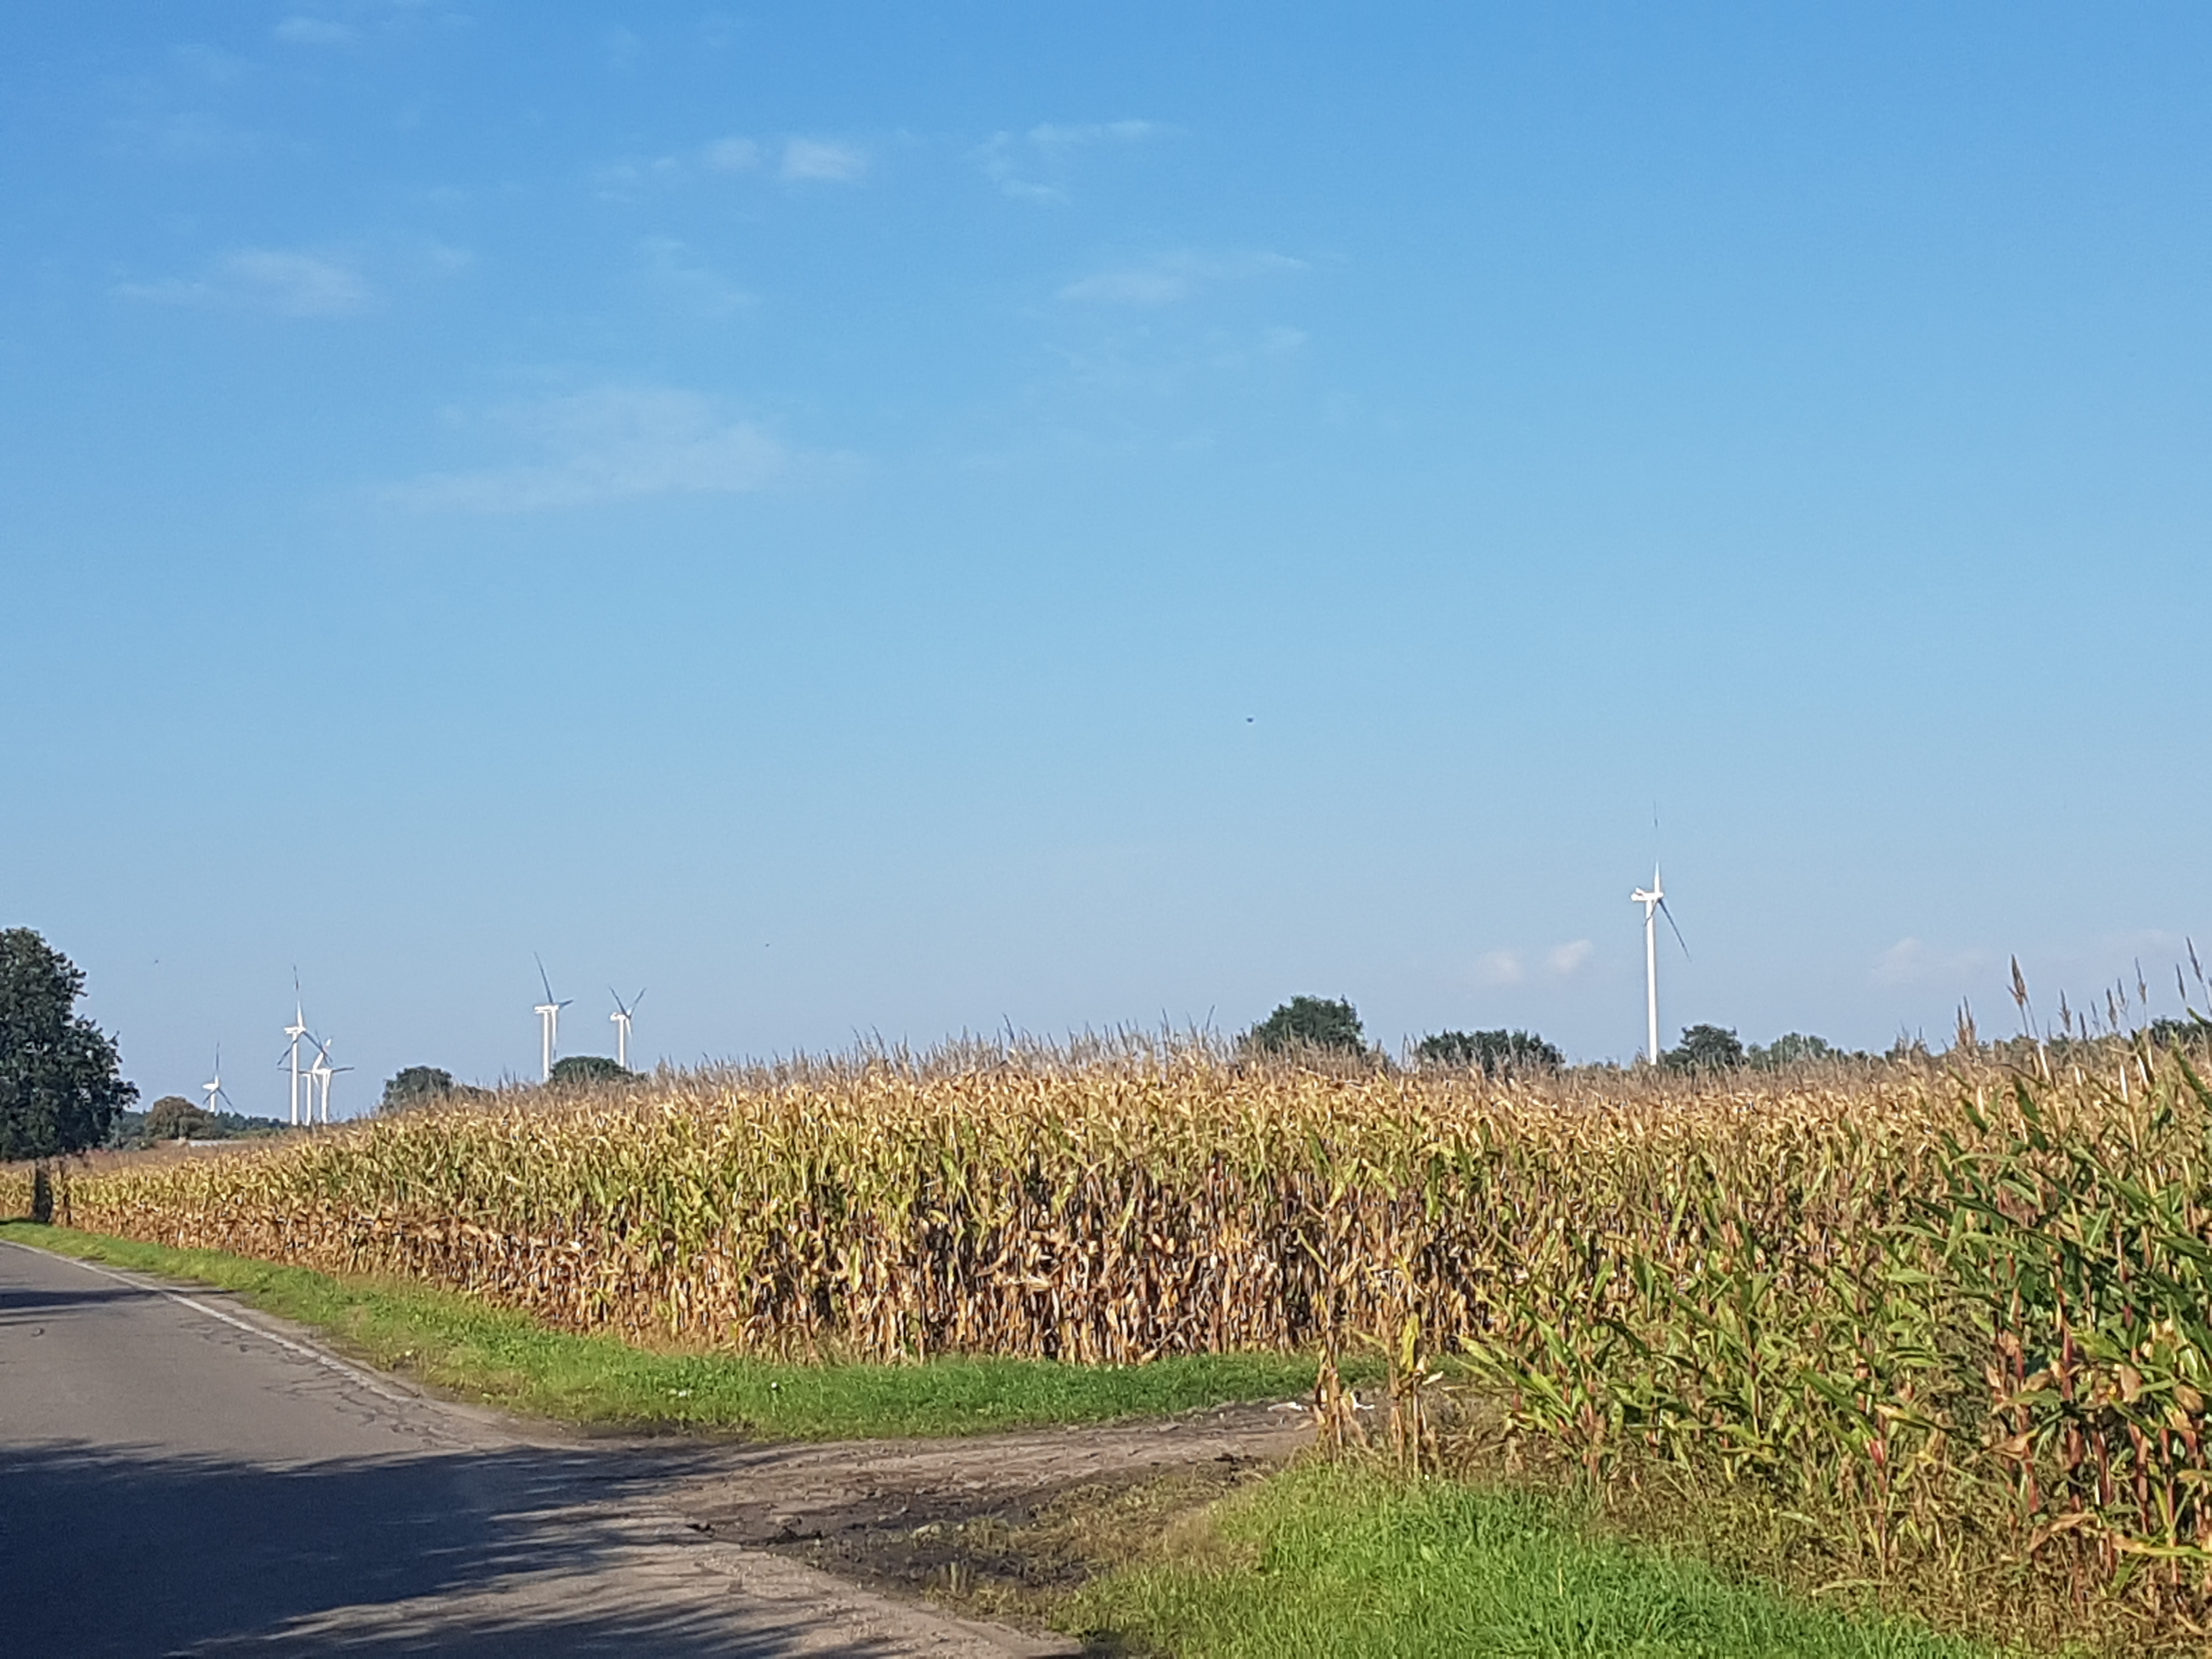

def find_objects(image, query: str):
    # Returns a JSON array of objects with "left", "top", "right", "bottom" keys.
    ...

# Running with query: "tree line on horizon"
[
  {"left": 1242, "top": 994, "right": 1895, "bottom": 1076},
  {"left": 10, "top": 921, "right": 2212, "bottom": 1166}
]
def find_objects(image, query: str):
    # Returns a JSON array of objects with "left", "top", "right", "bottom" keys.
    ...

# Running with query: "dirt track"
[{"left": 663, "top": 1403, "right": 1314, "bottom": 1611}]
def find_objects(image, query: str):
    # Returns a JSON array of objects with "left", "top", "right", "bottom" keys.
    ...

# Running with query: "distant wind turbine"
[
  {"left": 283, "top": 981, "right": 310, "bottom": 1127},
  {"left": 308, "top": 1035, "right": 353, "bottom": 1125},
  {"left": 202, "top": 1047, "right": 232, "bottom": 1120},
  {"left": 533, "top": 955, "right": 573, "bottom": 1082},
  {"left": 609, "top": 988, "right": 646, "bottom": 1072},
  {"left": 1630, "top": 866, "right": 1689, "bottom": 1065}
]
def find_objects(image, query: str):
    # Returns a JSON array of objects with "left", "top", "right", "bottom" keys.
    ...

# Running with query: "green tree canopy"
[
  {"left": 1746, "top": 1032, "right": 1848, "bottom": 1069},
  {"left": 0, "top": 928, "right": 137, "bottom": 1161},
  {"left": 380, "top": 1066, "right": 455, "bottom": 1112},
  {"left": 549, "top": 1054, "right": 631, "bottom": 1086},
  {"left": 145, "top": 1095, "right": 212, "bottom": 1141},
  {"left": 1415, "top": 1029, "right": 1563, "bottom": 1077},
  {"left": 2148, "top": 1017, "right": 2212, "bottom": 1051},
  {"left": 1663, "top": 1023, "right": 1746, "bottom": 1073},
  {"left": 1244, "top": 996, "right": 1367, "bottom": 1057}
]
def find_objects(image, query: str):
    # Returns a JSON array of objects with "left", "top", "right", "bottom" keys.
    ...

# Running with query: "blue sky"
[{"left": 5, "top": 3, "right": 2209, "bottom": 1110}]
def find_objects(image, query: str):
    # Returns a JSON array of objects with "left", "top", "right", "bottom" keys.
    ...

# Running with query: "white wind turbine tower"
[
  {"left": 283, "top": 989, "right": 310, "bottom": 1128},
  {"left": 1629, "top": 866, "right": 1689, "bottom": 1065},
  {"left": 202, "top": 1047, "right": 231, "bottom": 1121},
  {"left": 307, "top": 1035, "right": 353, "bottom": 1125},
  {"left": 608, "top": 988, "right": 645, "bottom": 1072},
  {"left": 533, "top": 955, "right": 573, "bottom": 1082}
]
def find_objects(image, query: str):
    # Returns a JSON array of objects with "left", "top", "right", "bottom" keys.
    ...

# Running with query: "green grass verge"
[
  {"left": 1069, "top": 1462, "right": 2002, "bottom": 1659},
  {"left": 0, "top": 1222, "right": 1321, "bottom": 1440}
]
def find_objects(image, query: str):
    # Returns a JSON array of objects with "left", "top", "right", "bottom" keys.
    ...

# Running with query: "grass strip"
[
  {"left": 1068, "top": 1462, "right": 2003, "bottom": 1659},
  {"left": 0, "top": 1222, "right": 1320, "bottom": 1440}
]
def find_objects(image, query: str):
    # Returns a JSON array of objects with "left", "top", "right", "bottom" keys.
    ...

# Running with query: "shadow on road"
[
  {"left": 0, "top": 1280, "right": 166, "bottom": 1317},
  {"left": 4, "top": 1438, "right": 891, "bottom": 1656}
]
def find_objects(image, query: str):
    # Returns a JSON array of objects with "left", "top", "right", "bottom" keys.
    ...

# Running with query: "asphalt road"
[{"left": 0, "top": 1240, "right": 1066, "bottom": 1657}]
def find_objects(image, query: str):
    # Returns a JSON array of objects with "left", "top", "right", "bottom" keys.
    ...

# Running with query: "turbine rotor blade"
[{"left": 1657, "top": 897, "right": 1690, "bottom": 959}]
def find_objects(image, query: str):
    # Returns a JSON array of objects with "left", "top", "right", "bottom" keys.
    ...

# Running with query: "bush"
[
  {"left": 1243, "top": 997, "right": 1366, "bottom": 1057},
  {"left": 549, "top": 1055, "right": 631, "bottom": 1087},
  {"left": 1415, "top": 1029, "right": 1562, "bottom": 1077},
  {"left": 1664, "top": 1023, "right": 1745, "bottom": 1072}
]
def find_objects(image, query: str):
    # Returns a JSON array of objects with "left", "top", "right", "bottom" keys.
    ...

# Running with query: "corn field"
[{"left": 15, "top": 1040, "right": 2212, "bottom": 1628}]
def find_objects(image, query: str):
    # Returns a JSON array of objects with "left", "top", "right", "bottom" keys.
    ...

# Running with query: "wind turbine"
[
  {"left": 307, "top": 1035, "right": 353, "bottom": 1125},
  {"left": 1630, "top": 866, "right": 1689, "bottom": 1065},
  {"left": 283, "top": 984, "right": 310, "bottom": 1128},
  {"left": 202, "top": 1046, "right": 231, "bottom": 1121},
  {"left": 608, "top": 988, "right": 645, "bottom": 1072},
  {"left": 533, "top": 955, "right": 572, "bottom": 1082}
]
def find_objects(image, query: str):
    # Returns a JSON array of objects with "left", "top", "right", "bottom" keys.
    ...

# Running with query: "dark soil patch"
[{"left": 661, "top": 1400, "right": 1312, "bottom": 1635}]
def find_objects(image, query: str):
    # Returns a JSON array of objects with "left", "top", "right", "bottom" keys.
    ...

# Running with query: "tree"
[
  {"left": 549, "top": 1054, "right": 630, "bottom": 1087},
  {"left": 1663, "top": 1023, "right": 1745, "bottom": 1073},
  {"left": 145, "top": 1095, "right": 212, "bottom": 1141},
  {"left": 380, "top": 1066, "right": 455, "bottom": 1113},
  {"left": 1244, "top": 996, "right": 1366, "bottom": 1056},
  {"left": 1415, "top": 1029, "right": 1563, "bottom": 1077},
  {"left": 2148, "top": 1017, "right": 2212, "bottom": 1051},
  {"left": 1746, "top": 1032, "right": 1845, "bottom": 1069},
  {"left": 0, "top": 929, "right": 137, "bottom": 1175}
]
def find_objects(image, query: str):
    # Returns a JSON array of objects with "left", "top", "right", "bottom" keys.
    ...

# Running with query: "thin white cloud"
[
  {"left": 1546, "top": 940, "right": 1595, "bottom": 977},
  {"left": 640, "top": 238, "right": 755, "bottom": 317},
  {"left": 1205, "top": 326, "right": 1312, "bottom": 371},
  {"left": 780, "top": 138, "right": 866, "bottom": 183},
  {"left": 593, "top": 134, "right": 864, "bottom": 196},
  {"left": 1475, "top": 950, "right": 1526, "bottom": 988},
  {"left": 172, "top": 44, "right": 251, "bottom": 83},
  {"left": 703, "top": 137, "right": 761, "bottom": 173},
  {"left": 1059, "top": 250, "right": 1304, "bottom": 306},
  {"left": 1470, "top": 939, "right": 1590, "bottom": 991},
  {"left": 274, "top": 16, "right": 358, "bottom": 47},
  {"left": 1030, "top": 120, "right": 1160, "bottom": 147},
  {"left": 589, "top": 156, "right": 684, "bottom": 199},
  {"left": 975, "top": 141, "right": 1060, "bottom": 204},
  {"left": 112, "top": 110, "right": 264, "bottom": 163},
  {"left": 393, "top": 387, "right": 820, "bottom": 512},
  {"left": 115, "top": 248, "right": 373, "bottom": 317},
  {"left": 976, "top": 120, "right": 1160, "bottom": 202},
  {"left": 1872, "top": 937, "right": 1996, "bottom": 988}
]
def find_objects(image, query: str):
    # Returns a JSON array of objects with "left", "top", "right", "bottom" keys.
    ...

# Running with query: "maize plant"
[{"left": 18, "top": 1039, "right": 2212, "bottom": 1623}]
